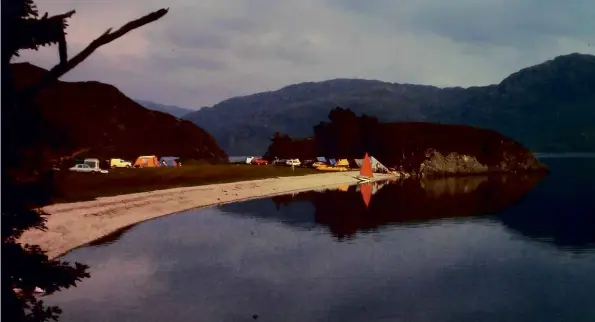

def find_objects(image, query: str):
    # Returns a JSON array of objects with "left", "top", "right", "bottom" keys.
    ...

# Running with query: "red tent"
[{"left": 360, "top": 153, "right": 373, "bottom": 178}]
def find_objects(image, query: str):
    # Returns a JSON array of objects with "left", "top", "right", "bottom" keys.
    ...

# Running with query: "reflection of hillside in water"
[
  {"left": 218, "top": 172, "right": 595, "bottom": 251},
  {"left": 497, "top": 158, "right": 595, "bottom": 251},
  {"left": 271, "top": 174, "right": 545, "bottom": 239}
]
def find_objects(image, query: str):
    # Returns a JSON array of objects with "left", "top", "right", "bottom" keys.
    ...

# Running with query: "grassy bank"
[{"left": 52, "top": 164, "right": 318, "bottom": 203}]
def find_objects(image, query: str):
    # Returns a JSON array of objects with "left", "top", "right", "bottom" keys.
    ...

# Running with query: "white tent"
[{"left": 354, "top": 156, "right": 389, "bottom": 173}]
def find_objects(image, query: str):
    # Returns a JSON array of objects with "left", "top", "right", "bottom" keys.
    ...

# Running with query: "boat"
[{"left": 356, "top": 153, "right": 374, "bottom": 182}]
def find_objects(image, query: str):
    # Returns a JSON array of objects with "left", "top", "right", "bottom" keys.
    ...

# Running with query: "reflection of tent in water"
[
  {"left": 360, "top": 183, "right": 373, "bottom": 207},
  {"left": 357, "top": 181, "right": 386, "bottom": 207}
]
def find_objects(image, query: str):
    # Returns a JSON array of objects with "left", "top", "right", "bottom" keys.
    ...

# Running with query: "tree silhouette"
[{"left": 1, "top": 1, "right": 168, "bottom": 321}]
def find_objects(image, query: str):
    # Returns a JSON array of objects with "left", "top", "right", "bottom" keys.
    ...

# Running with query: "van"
[
  {"left": 286, "top": 159, "right": 301, "bottom": 167},
  {"left": 110, "top": 158, "right": 132, "bottom": 168}
]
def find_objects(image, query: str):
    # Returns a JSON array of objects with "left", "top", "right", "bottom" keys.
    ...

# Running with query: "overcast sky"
[{"left": 18, "top": 0, "right": 595, "bottom": 109}]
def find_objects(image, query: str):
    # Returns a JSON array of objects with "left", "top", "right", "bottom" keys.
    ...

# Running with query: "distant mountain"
[
  {"left": 136, "top": 100, "right": 194, "bottom": 118},
  {"left": 184, "top": 53, "right": 595, "bottom": 155},
  {"left": 11, "top": 63, "right": 227, "bottom": 162}
]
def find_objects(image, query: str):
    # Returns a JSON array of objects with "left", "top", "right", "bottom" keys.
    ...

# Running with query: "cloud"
[{"left": 15, "top": 0, "right": 595, "bottom": 108}]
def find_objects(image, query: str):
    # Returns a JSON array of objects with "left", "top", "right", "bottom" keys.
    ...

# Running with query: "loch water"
[{"left": 46, "top": 156, "right": 595, "bottom": 322}]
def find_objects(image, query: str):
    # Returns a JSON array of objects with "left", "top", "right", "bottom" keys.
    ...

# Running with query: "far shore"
[{"left": 18, "top": 171, "right": 395, "bottom": 259}]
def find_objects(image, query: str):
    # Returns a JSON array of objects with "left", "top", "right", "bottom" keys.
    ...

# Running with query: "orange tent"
[
  {"left": 360, "top": 153, "right": 373, "bottom": 178},
  {"left": 134, "top": 155, "right": 160, "bottom": 168}
]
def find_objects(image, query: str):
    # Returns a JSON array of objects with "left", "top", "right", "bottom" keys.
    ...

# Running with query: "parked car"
[
  {"left": 110, "top": 158, "right": 132, "bottom": 168},
  {"left": 311, "top": 161, "right": 326, "bottom": 168},
  {"left": 286, "top": 159, "right": 301, "bottom": 167},
  {"left": 251, "top": 158, "right": 269, "bottom": 165},
  {"left": 69, "top": 164, "right": 108, "bottom": 174},
  {"left": 272, "top": 159, "right": 288, "bottom": 166},
  {"left": 301, "top": 160, "right": 315, "bottom": 167}
]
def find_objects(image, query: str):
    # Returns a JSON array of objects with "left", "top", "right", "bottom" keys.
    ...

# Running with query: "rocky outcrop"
[{"left": 418, "top": 149, "right": 545, "bottom": 177}]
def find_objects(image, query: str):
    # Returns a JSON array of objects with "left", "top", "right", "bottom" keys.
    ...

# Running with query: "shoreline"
[{"left": 18, "top": 171, "right": 395, "bottom": 259}]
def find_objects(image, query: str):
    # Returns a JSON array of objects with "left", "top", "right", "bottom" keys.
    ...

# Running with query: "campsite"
[
  {"left": 57, "top": 152, "right": 391, "bottom": 203},
  {"left": 54, "top": 162, "right": 319, "bottom": 202}
]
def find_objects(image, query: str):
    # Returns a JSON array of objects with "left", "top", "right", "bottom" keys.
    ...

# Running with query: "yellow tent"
[{"left": 336, "top": 159, "right": 349, "bottom": 167}]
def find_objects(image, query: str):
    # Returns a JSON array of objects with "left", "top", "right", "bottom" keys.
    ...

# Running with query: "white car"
[
  {"left": 286, "top": 159, "right": 301, "bottom": 167},
  {"left": 69, "top": 164, "right": 109, "bottom": 174}
]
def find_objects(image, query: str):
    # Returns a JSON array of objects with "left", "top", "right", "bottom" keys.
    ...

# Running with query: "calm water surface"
[{"left": 46, "top": 157, "right": 595, "bottom": 322}]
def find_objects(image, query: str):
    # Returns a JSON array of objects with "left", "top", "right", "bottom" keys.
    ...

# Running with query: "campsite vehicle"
[
  {"left": 273, "top": 159, "right": 288, "bottom": 166},
  {"left": 286, "top": 159, "right": 301, "bottom": 167},
  {"left": 110, "top": 158, "right": 132, "bottom": 168},
  {"left": 300, "top": 160, "right": 316, "bottom": 167},
  {"left": 84, "top": 158, "right": 101, "bottom": 169},
  {"left": 250, "top": 158, "right": 269, "bottom": 165},
  {"left": 311, "top": 161, "right": 326, "bottom": 168},
  {"left": 315, "top": 164, "right": 349, "bottom": 172},
  {"left": 134, "top": 155, "right": 161, "bottom": 168},
  {"left": 69, "top": 163, "right": 108, "bottom": 174},
  {"left": 160, "top": 156, "right": 181, "bottom": 167}
]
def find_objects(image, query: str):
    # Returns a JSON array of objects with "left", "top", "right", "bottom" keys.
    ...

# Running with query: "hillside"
[
  {"left": 265, "top": 107, "right": 547, "bottom": 175},
  {"left": 136, "top": 100, "right": 194, "bottom": 118},
  {"left": 10, "top": 63, "right": 227, "bottom": 163},
  {"left": 183, "top": 53, "right": 595, "bottom": 155}
]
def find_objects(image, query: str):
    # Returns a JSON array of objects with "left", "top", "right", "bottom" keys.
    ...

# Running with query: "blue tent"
[
  {"left": 316, "top": 156, "right": 327, "bottom": 162},
  {"left": 329, "top": 158, "right": 337, "bottom": 166},
  {"left": 159, "top": 156, "right": 180, "bottom": 167}
]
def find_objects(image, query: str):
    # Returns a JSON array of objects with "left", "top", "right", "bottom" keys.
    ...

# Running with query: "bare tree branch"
[
  {"left": 19, "top": 8, "right": 169, "bottom": 100},
  {"left": 45, "top": 10, "right": 76, "bottom": 22}
]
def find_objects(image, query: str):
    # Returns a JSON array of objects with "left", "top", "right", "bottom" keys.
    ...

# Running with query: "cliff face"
[
  {"left": 10, "top": 63, "right": 227, "bottom": 163},
  {"left": 265, "top": 107, "right": 547, "bottom": 176}
]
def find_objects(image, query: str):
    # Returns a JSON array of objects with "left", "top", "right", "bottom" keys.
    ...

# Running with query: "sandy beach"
[{"left": 18, "top": 171, "right": 394, "bottom": 259}]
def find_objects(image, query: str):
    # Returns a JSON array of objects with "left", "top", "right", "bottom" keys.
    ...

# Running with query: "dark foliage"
[
  {"left": 2, "top": 1, "right": 168, "bottom": 320},
  {"left": 2, "top": 2, "right": 90, "bottom": 321},
  {"left": 265, "top": 107, "right": 544, "bottom": 173}
]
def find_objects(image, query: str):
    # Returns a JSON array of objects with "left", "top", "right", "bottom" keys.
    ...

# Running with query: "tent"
[
  {"left": 159, "top": 156, "right": 180, "bottom": 167},
  {"left": 336, "top": 159, "right": 349, "bottom": 167},
  {"left": 134, "top": 155, "right": 160, "bottom": 168},
  {"left": 316, "top": 156, "right": 327, "bottom": 162},
  {"left": 355, "top": 155, "right": 389, "bottom": 173}
]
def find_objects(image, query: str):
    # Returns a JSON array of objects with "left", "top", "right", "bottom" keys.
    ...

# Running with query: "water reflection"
[
  {"left": 47, "top": 158, "right": 595, "bottom": 322},
  {"left": 87, "top": 224, "right": 137, "bottom": 247},
  {"left": 220, "top": 172, "right": 594, "bottom": 251}
]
